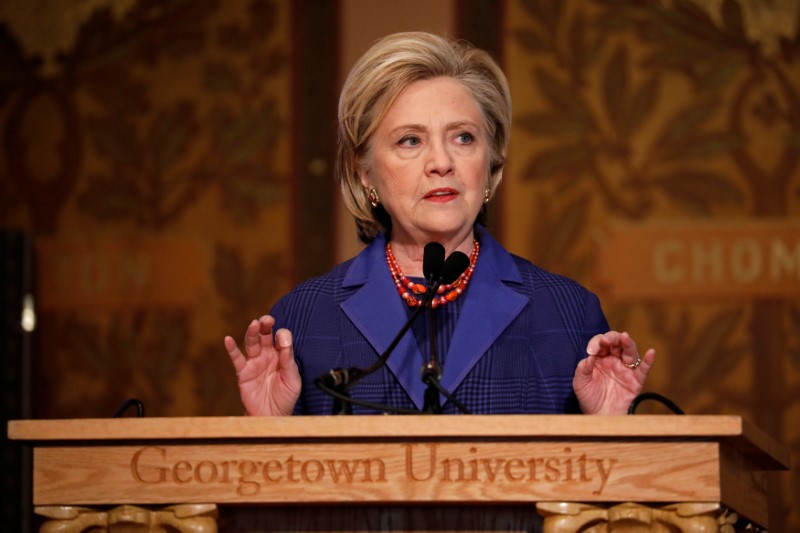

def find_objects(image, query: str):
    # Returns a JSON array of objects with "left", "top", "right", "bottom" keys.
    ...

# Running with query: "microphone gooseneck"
[{"left": 421, "top": 250, "right": 470, "bottom": 414}]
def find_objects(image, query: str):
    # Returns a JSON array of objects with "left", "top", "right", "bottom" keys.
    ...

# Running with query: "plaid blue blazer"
[{"left": 271, "top": 226, "right": 609, "bottom": 415}]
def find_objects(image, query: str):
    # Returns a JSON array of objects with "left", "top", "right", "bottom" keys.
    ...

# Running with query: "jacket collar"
[{"left": 341, "top": 226, "right": 529, "bottom": 410}]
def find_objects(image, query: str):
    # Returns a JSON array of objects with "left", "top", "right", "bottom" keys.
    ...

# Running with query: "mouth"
[{"left": 424, "top": 188, "right": 458, "bottom": 201}]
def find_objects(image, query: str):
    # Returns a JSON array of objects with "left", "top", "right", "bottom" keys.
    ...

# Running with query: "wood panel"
[{"left": 31, "top": 441, "right": 719, "bottom": 505}]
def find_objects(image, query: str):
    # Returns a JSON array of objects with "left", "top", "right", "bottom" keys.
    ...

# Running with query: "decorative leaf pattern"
[
  {"left": 510, "top": 1, "right": 800, "bottom": 527},
  {"left": 0, "top": 0, "right": 293, "bottom": 420}
]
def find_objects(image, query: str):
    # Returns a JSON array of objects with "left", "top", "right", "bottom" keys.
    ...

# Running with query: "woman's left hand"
[{"left": 572, "top": 331, "right": 655, "bottom": 415}]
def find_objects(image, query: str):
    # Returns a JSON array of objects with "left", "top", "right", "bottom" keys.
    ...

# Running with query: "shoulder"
[
  {"left": 514, "top": 255, "right": 589, "bottom": 291},
  {"left": 273, "top": 258, "right": 355, "bottom": 311},
  {"left": 475, "top": 225, "right": 597, "bottom": 307}
]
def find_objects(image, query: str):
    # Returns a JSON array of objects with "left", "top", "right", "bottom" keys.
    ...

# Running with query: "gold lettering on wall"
[
  {"left": 595, "top": 220, "right": 800, "bottom": 301},
  {"left": 37, "top": 237, "right": 208, "bottom": 310}
]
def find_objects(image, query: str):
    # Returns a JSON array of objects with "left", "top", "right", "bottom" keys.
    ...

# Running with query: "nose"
[{"left": 425, "top": 138, "right": 454, "bottom": 177}]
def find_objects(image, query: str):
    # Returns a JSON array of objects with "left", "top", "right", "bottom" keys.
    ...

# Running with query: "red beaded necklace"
[{"left": 385, "top": 240, "right": 480, "bottom": 308}]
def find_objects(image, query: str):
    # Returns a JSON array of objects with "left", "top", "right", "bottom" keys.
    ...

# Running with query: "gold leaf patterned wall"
[
  {"left": 504, "top": 0, "right": 799, "bottom": 529},
  {"left": 0, "top": 0, "right": 294, "bottom": 417}
]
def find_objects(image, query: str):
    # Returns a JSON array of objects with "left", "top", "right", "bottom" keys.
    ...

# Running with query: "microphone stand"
[
  {"left": 323, "top": 367, "right": 359, "bottom": 415},
  {"left": 421, "top": 289, "right": 443, "bottom": 414}
]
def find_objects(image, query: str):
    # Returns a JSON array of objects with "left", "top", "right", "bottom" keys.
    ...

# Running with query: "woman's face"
[{"left": 359, "top": 77, "right": 489, "bottom": 247}]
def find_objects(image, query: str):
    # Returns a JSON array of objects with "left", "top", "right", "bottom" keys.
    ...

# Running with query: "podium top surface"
[{"left": 7, "top": 415, "right": 789, "bottom": 470}]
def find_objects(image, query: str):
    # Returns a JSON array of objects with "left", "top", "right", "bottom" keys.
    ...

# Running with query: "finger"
[
  {"left": 257, "top": 315, "right": 276, "bottom": 351},
  {"left": 224, "top": 336, "right": 247, "bottom": 372},
  {"left": 575, "top": 354, "right": 596, "bottom": 376},
  {"left": 636, "top": 348, "right": 656, "bottom": 375},
  {"left": 586, "top": 334, "right": 604, "bottom": 355},
  {"left": 596, "top": 331, "right": 629, "bottom": 360},
  {"left": 243, "top": 319, "right": 262, "bottom": 359},
  {"left": 587, "top": 331, "right": 619, "bottom": 356},
  {"left": 274, "top": 328, "right": 296, "bottom": 370},
  {"left": 619, "top": 331, "right": 640, "bottom": 366}
]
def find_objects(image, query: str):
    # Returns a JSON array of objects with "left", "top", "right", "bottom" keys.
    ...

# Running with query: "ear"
[{"left": 356, "top": 157, "right": 371, "bottom": 189}]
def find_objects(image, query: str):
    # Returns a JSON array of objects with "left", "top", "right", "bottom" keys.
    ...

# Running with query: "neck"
[{"left": 389, "top": 230, "right": 475, "bottom": 278}]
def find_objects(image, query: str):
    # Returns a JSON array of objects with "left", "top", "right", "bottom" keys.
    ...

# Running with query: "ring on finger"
[{"left": 623, "top": 356, "right": 642, "bottom": 369}]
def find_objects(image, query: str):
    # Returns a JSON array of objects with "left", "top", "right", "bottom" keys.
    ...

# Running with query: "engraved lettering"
[
  {"left": 504, "top": 459, "right": 525, "bottom": 481},
  {"left": 286, "top": 455, "right": 301, "bottom": 482},
  {"left": 301, "top": 460, "right": 324, "bottom": 482},
  {"left": 527, "top": 458, "right": 544, "bottom": 481},
  {"left": 411, "top": 446, "right": 618, "bottom": 494},
  {"left": 130, "top": 446, "right": 167, "bottom": 484},
  {"left": 126, "top": 445, "right": 619, "bottom": 496},
  {"left": 544, "top": 458, "right": 560, "bottom": 482},
  {"left": 220, "top": 460, "right": 233, "bottom": 483},
  {"left": 405, "top": 443, "right": 436, "bottom": 481},
  {"left": 466, "top": 447, "right": 479, "bottom": 481},
  {"left": 263, "top": 459, "right": 282, "bottom": 482},
  {"left": 360, "top": 459, "right": 387, "bottom": 482},
  {"left": 195, "top": 461, "right": 217, "bottom": 483},
  {"left": 594, "top": 458, "right": 617, "bottom": 495},
  {"left": 442, "top": 458, "right": 465, "bottom": 481},
  {"left": 238, "top": 461, "right": 260, "bottom": 496},
  {"left": 481, "top": 458, "right": 505, "bottom": 482},
  {"left": 578, "top": 454, "right": 590, "bottom": 482},
  {"left": 173, "top": 461, "right": 192, "bottom": 484}
]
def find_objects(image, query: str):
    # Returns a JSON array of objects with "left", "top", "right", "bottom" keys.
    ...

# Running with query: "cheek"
[{"left": 377, "top": 162, "right": 419, "bottom": 193}]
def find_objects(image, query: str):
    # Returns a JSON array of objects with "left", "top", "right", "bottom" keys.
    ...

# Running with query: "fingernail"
[{"left": 278, "top": 331, "right": 292, "bottom": 347}]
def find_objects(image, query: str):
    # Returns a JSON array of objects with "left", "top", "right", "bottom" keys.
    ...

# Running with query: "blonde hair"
[{"left": 337, "top": 32, "right": 512, "bottom": 242}]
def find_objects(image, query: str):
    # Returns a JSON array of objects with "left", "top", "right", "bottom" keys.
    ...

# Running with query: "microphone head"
[
  {"left": 441, "top": 252, "right": 470, "bottom": 285},
  {"left": 423, "top": 242, "right": 445, "bottom": 280}
]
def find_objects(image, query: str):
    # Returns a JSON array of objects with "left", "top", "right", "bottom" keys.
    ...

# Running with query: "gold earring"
[
  {"left": 484, "top": 187, "right": 491, "bottom": 204},
  {"left": 368, "top": 187, "right": 380, "bottom": 207}
]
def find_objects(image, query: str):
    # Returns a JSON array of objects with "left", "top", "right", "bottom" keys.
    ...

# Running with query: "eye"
[
  {"left": 398, "top": 135, "right": 421, "bottom": 147},
  {"left": 456, "top": 132, "right": 474, "bottom": 144}
]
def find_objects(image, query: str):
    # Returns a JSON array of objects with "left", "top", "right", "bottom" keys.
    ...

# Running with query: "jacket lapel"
[
  {"left": 439, "top": 228, "right": 528, "bottom": 401},
  {"left": 340, "top": 235, "right": 427, "bottom": 408}
]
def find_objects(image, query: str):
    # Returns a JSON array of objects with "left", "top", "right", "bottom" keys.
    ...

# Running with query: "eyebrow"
[{"left": 388, "top": 121, "right": 480, "bottom": 135}]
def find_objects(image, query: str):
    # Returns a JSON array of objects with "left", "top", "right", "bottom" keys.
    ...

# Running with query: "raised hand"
[
  {"left": 572, "top": 331, "right": 655, "bottom": 415},
  {"left": 224, "top": 315, "right": 302, "bottom": 416}
]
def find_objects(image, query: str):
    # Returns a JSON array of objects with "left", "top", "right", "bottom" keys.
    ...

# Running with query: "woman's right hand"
[{"left": 224, "top": 315, "right": 301, "bottom": 416}]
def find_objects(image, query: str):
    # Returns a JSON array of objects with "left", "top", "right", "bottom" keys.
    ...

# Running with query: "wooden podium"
[{"left": 8, "top": 415, "right": 789, "bottom": 532}]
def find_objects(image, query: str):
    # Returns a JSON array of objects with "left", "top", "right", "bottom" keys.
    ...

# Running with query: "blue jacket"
[{"left": 271, "top": 226, "right": 609, "bottom": 415}]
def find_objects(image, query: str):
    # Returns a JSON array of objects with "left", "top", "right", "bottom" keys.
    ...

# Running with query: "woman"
[{"left": 224, "top": 32, "right": 655, "bottom": 416}]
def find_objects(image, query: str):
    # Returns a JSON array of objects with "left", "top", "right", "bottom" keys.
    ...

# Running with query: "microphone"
[
  {"left": 420, "top": 244, "right": 468, "bottom": 307},
  {"left": 315, "top": 242, "right": 451, "bottom": 414},
  {"left": 423, "top": 242, "right": 445, "bottom": 283},
  {"left": 440, "top": 252, "right": 469, "bottom": 286}
]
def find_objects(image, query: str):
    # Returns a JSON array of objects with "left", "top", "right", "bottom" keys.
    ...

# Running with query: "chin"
[{"left": 417, "top": 221, "right": 471, "bottom": 240}]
